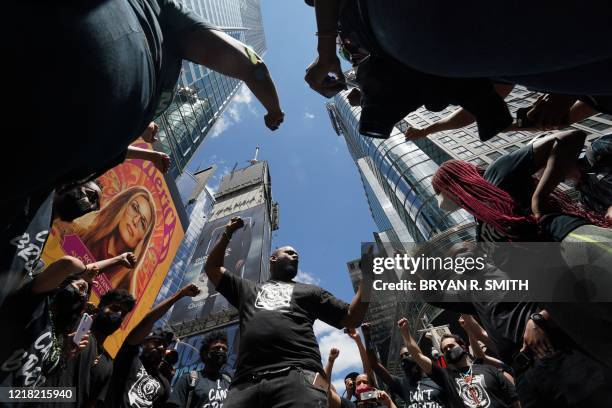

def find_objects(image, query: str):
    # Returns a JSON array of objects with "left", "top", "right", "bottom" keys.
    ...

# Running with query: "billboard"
[
  {"left": 170, "top": 324, "right": 239, "bottom": 386},
  {"left": 41, "top": 141, "right": 185, "bottom": 356},
  {"left": 168, "top": 203, "right": 270, "bottom": 325}
]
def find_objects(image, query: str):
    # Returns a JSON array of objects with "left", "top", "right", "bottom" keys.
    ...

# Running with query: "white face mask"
[{"left": 436, "top": 193, "right": 460, "bottom": 212}]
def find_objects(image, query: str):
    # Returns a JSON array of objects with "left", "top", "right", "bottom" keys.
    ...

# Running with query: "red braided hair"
[{"left": 432, "top": 160, "right": 610, "bottom": 239}]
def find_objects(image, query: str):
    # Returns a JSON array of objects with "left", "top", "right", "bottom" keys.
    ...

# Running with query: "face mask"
[
  {"left": 436, "top": 193, "right": 460, "bottom": 212},
  {"left": 206, "top": 350, "right": 228, "bottom": 369},
  {"left": 444, "top": 347, "right": 466, "bottom": 364},
  {"left": 53, "top": 284, "right": 87, "bottom": 333},
  {"left": 401, "top": 357, "right": 420, "bottom": 379},
  {"left": 92, "top": 309, "right": 123, "bottom": 335}
]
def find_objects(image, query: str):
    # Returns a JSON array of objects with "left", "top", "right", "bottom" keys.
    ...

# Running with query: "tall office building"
[
  {"left": 326, "top": 71, "right": 474, "bottom": 248},
  {"left": 155, "top": 0, "right": 268, "bottom": 179}
]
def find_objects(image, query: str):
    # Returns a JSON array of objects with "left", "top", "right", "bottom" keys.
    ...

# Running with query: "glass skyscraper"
[
  {"left": 326, "top": 79, "right": 473, "bottom": 247},
  {"left": 155, "top": 0, "right": 267, "bottom": 179}
]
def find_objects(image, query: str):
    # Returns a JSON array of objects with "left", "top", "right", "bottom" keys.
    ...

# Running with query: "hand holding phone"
[{"left": 73, "top": 313, "right": 93, "bottom": 345}]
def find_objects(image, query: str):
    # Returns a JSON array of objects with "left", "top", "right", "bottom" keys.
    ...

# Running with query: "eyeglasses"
[{"left": 128, "top": 200, "right": 149, "bottom": 231}]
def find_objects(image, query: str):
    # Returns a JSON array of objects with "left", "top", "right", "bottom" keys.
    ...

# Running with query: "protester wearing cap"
[
  {"left": 337, "top": 371, "right": 358, "bottom": 407},
  {"left": 106, "top": 284, "right": 200, "bottom": 408}
]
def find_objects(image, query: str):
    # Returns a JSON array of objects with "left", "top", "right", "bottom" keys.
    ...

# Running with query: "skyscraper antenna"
[{"left": 249, "top": 146, "right": 260, "bottom": 165}]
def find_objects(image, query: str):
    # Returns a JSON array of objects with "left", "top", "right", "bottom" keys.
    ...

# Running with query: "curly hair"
[
  {"left": 200, "top": 331, "right": 228, "bottom": 354},
  {"left": 99, "top": 289, "right": 136, "bottom": 312}
]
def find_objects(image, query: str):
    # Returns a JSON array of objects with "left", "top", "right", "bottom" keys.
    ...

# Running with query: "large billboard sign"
[
  {"left": 168, "top": 203, "right": 269, "bottom": 325},
  {"left": 41, "top": 141, "right": 185, "bottom": 356}
]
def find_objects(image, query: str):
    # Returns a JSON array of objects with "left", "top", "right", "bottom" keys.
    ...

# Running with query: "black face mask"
[
  {"left": 445, "top": 347, "right": 466, "bottom": 364},
  {"left": 92, "top": 309, "right": 123, "bottom": 335},
  {"left": 206, "top": 350, "right": 228, "bottom": 369},
  {"left": 401, "top": 357, "right": 420, "bottom": 379},
  {"left": 53, "top": 284, "right": 87, "bottom": 333}
]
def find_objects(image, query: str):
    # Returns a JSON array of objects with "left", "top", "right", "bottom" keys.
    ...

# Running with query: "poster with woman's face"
[{"left": 41, "top": 141, "right": 185, "bottom": 356}]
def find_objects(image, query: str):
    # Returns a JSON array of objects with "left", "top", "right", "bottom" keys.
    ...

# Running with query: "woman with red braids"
[
  {"left": 432, "top": 129, "right": 610, "bottom": 245},
  {"left": 431, "top": 129, "right": 612, "bottom": 376}
]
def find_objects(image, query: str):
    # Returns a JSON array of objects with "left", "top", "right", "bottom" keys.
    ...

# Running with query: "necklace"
[{"left": 460, "top": 366, "right": 482, "bottom": 407}]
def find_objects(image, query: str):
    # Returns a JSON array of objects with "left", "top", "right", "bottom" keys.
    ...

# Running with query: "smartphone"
[
  {"left": 359, "top": 390, "right": 379, "bottom": 401},
  {"left": 73, "top": 313, "right": 93, "bottom": 345}
]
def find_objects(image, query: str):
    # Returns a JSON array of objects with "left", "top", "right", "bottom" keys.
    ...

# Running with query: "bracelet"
[{"left": 316, "top": 31, "right": 339, "bottom": 38}]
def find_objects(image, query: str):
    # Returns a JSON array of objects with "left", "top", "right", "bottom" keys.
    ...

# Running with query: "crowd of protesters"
[{"left": 2, "top": 0, "right": 612, "bottom": 407}]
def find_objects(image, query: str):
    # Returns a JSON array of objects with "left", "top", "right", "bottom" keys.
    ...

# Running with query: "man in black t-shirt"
[
  {"left": 398, "top": 319, "right": 520, "bottom": 408},
  {"left": 202, "top": 216, "right": 374, "bottom": 407},
  {"left": 167, "top": 331, "right": 231, "bottom": 408},
  {"left": 106, "top": 284, "right": 200, "bottom": 408}
]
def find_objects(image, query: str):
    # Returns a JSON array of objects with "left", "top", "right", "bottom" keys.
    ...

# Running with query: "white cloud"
[
  {"left": 304, "top": 112, "right": 315, "bottom": 119},
  {"left": 295, "top": 269, "right": 320, "bottom": 285},
  {"left": 210, "top": 116, "right": 230, "bottom": 138},
  {"left": 314, "top": 321, "right": 363, "bottom": 398},
  {"left": 208, "top": 84, "right": 256, "bottom": 138}
]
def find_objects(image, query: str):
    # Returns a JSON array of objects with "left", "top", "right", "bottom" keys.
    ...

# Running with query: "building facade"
[
  {"left": 165, "top": 160, "right": 278, "bottom": 337},
  {"left": 155, "top": 0, "right": 267, "bottom": 179}
]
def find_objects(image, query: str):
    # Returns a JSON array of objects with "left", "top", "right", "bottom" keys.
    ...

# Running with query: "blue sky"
[{"left": 185, "top": 1, "right": 377, "bottom": 393}]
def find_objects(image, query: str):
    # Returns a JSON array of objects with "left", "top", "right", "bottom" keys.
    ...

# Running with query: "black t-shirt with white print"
[
  {"left": 0, "top": 280, "right": 58, "bottom": 388},
  {"left": 430, "top": 361, "right": 518, "bottom": 408},
  {"left": 389, "top": 375, "right": 447, "bottom": 408},
  {"left": 167, "top": 370, "right": 231, "bottom": 408},
  {"left": 216, "top": 273, "right": 350, "bottom": 383},
  {"left": 107, "top": 343, "right": 170, "bottom": 408}
]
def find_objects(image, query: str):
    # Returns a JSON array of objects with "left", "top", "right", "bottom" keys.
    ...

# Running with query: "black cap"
[{"left": 344, "top": 371, "right": 359, "bottom": 381}]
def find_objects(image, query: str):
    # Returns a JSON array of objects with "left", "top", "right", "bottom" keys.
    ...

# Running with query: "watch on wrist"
[{"left": 530, "top": 312, "right": 546, "bottom": 328}]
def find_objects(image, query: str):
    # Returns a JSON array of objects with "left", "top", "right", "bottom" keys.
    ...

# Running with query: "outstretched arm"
[
  {"left": 459, "top": 314, "right": 495, "bottom": 351},
  {"left": 531, "top": 129, "right": 587, "bottom": 218},
  {"left": 126, "top": 146, "right": 170, "bottom": 174},
  {"left": 405, "top": 84, "right": 514, "bottom": 139},
  {"left": 324, "top": 347, "right": 340, "bottom": 382},
  {"left": 340, "top": 247, "right": 374, "bottom": 329},
  {"left": 32, "top": 254, "right": 135, "bottom": 295},
  {"left": 347, "top": 328, "right": 376, "bottom": 387},
  {"left": 182, "top": 28, "right": 283, "bottom": 130},
  {"left": 125, "top": 284, "right": 200, "bottom": 345},
  {"left": 397, "top": 318, "right": 433, "bottom": 375},
  {"left": 362, "top": 324, "right": 394, "bottom": 387},
  {"left": 203, "top": 217, "right": 244, "bottom": 287}
]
